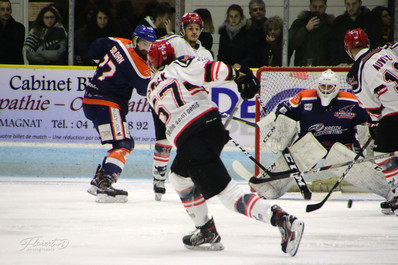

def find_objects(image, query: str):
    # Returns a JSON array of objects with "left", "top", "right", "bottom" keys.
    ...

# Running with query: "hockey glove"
[
  {"left": 368, "top": 121, "right": 379, "bottom": 139},
  {"left": 234, "top": 67, "right": 260, "bottom": 100}
]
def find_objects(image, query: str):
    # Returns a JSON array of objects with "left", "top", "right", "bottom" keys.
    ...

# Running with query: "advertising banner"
[{"left": 0, "top": 66, "right": 256, "bottom": 146}]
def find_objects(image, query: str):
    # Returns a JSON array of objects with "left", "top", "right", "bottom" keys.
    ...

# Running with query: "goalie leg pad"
[
  {"left": 324, "top": 143, "right": 393, "bottom": 200},
  {"left": 250, "top": 133, "right": 326, "bottom": 199},
  {"left": 289, "top": 132, "right": 327, "bottom": 171},
  {"left": 262, "top": 114, "right": 298, "bottom": 154}
]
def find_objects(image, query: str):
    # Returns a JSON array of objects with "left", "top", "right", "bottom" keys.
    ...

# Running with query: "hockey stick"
[
  {"left": 221, "top": 113, "right": 259, "bottom": 128},
  {"left": 305, "top": 138, "right": 372, "bottom": 212},
  {"left": 224, "top": 97, "right": 243, "bottom": 127},
  {"left": 248, "top": 150, "right": 398, "bottom": 184},
  {"left": 281, "top": 148, "right": 312, "bottom": 200},
  {"left": 229, "top": 136, "right": 297, "bottom": 178}
]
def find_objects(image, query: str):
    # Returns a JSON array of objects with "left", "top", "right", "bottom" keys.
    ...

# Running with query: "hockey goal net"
[{"left": 254, "top": 66, "right": 351, "bottom": 176}]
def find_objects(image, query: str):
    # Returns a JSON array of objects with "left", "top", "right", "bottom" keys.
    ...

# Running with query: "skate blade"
[
  {"left": 286, "top": 220, "right": 305, "bottom": 257},
  {"left": 87, "top": 185, "right": 98, "bottom": 196},
  {"left": 95, "top": 194, "right": 128, "bottom": 203},
  {"left": 155, "top": 193, "right": 163, "bottom": 201},
  {"left": 184, "top": 242, "right": 224, "bottom": 251}
]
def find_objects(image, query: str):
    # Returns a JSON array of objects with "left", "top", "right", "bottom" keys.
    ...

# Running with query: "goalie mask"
[
  {"left": 317, "top": 69, "right": 339, "bottom": 107},
  {"left": 148, "top": 40, "right": 176, "bottom": 70}
]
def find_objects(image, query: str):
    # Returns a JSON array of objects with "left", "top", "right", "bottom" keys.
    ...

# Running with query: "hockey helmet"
[
  {"left": 344, "top": 28, "right": 369, "bottom": 59},
  {"left": 132, "top": 25, "right": 157, "bottom": 43},
  {"left": 148, "top": 40, "right": 176, "bottom": 70},
  {"left": 317, "top": 69, "right": 340, "bottom": 107},
  {"left": 180, "top": 13, "right": 203, "bottom": 30}
]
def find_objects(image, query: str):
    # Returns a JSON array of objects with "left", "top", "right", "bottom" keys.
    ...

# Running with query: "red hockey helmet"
[
  {"left": 148, "top": 40, "right": 176, "bottom": 69},
  {"left": 344, "top": 28, "right": 369, "bottom": 52},
  {"left": 180, "top": 12, "right": 204, "bottom": 30}
]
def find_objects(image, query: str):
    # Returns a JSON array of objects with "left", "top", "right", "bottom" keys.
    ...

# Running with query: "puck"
[{"left": 347, "top": 199, "right": 353, "bottom": 208}]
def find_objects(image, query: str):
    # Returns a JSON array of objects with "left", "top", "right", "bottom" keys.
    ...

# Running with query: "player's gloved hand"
[
  {"left": 368, "top": 121, "right": 378, "bottom": 139},
  {"left": 234, "top": 66, "right": 260, "bottom": 100}
]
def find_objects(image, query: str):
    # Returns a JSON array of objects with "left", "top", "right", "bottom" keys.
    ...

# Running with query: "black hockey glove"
[
  {"left": 368, "top": 121, "right": 379, "bottom": 139},
  {"left": 234, "top": 66, "right": 260, "bottom": 100}
]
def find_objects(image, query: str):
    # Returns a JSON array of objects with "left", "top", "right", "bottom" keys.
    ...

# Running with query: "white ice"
[{"left": 0, "top": 177, "right": 397, "bottom": 265}]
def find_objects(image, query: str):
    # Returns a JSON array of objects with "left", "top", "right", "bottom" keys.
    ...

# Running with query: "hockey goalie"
[{"left": 238, "top": 70, "right": 395, "bottom": 212}]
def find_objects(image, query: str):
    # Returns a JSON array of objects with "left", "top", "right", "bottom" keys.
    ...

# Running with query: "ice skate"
[
  {"left": 183, "top": 218, "right": 224, "bottom": 251},
  {"left": 153, "top": 178, "right": 166, "bottom": 201},
  {"left": 271, "top": 205, "right": 304, "bottom": 256},
  {"left": 380, "top": 196, "right": 398, "bottom": 216},
  {"left": 87, "top": 164, "right": 103, "bottom": 196},
  {"left": 87, "top": 164, "right": 128, "bottom": 203}
]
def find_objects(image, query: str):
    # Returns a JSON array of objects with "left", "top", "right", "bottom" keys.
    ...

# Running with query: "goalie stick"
[
  {"left": 305, "top": 138, "right": 373, "bottom": 212},
  {"left": 281, "top": 148, "right": 312, "bottom": 200},
  {"left": 229, "top": 136, "right": 298, "bottom": 178},
  {"left": 249, "top": 150, "right": 398, "bottom": 184}
]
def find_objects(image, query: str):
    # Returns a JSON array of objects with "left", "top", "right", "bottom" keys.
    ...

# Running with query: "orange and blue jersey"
[
  {"left": 83, "top": 37, "right": 151, "bottom": 113},
  {"left": 276, "top": 89, "right": 369, "bottom": 150}
]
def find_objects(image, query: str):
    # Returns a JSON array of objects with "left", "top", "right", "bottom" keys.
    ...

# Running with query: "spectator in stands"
[
  {"left": 264, "top": 16, "right": 283, "bottom": 66},
  {"left": 245, "top": 0, "right": 269, "bottom": 67},
  {"left": 193, "top": 8, "right": 214, "bottom": 55},
  {"left": 0, "top": 0, "right": 25, "bottom": 64},
  {"left": 288, "top": 0, "right": 335, "bottom": 66},
  {"left": 114, "top": 0, "right": 139, "bottom": 39},
  {"left": 74, "top": 6, "right": 120, "bottom": 65},
  {"left": 24, "top": 4, "right": 67, "bottom": 65},
  {"left": 138, "top": 1, "right": 175, "bottom": 39},
  {"left": 331, "top": 0, "right": 378, "bottom": 66},
  {"left": 370, "top": 6, "right": 393, "bottom": 46},
  {"left": 217, "top": 4, "right": 249, "bottom": 69}
]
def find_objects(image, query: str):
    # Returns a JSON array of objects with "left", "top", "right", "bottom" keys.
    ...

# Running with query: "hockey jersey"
[
  {"left": 276, "top": 89, "right": 369, "bottom": 149},
  {"left": 347, "top": 42, "right": 398, "bottom": 121},
  {"left": 83, "top": 37, "right": 151, "bottom": 112},
  {"left": 162, "top": 34, "right": 213, "bottom": 60},
  {"left": 147, "top": 56, "right": 236, "bottom": 147}
]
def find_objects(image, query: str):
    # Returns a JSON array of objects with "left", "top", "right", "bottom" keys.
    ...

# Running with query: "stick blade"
[
  {"left": 232, "top": 160, "right": 252, "bottom": 181},
  {"left": 306, "top": 202, "right": 324, "bottom": 212}
]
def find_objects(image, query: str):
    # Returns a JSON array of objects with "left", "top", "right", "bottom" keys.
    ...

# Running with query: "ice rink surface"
[{"left": 0, "top": 177, "right": 397, "bottom": 265}]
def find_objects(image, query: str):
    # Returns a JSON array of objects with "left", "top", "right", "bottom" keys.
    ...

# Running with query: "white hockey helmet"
[{"left": 317, "top": 69, "right": 339, "bottom": 107}]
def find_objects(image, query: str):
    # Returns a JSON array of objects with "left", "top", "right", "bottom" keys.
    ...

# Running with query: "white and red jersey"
[
  {"left": 147, "top": 56, "right": 236, "bottom": 147},
  {"left": 347, "top": 43, "right": 398, "bottom": 122},
  {"left": 162, "top": 34, "right": 213, "bottom": 61}
]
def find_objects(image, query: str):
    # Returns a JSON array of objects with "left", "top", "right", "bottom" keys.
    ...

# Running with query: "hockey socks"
[{"left": 152, "top": 140, "right": 172, "bottom": 201}]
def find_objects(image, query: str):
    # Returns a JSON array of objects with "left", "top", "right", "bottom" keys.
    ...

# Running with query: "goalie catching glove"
[{"left": 234, "top": 66, "right": 260, "bottom": 100}]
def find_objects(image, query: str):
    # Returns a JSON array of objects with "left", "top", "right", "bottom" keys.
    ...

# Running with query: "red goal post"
[{"left": 254, "top": 66, "right": 351, "bottom": 176}]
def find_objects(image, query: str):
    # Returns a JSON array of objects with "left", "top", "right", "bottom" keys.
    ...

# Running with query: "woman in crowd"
[
  {"left": 193, "top": 8, "right": 215, "bottom": 55},
  {"left": 74, "top": 6, "right": 121, "bottom": 65},
  {"left": 264, "top": 16, "right": 283, "bottom": 66},
  {"left": 217, "top": 4, "right": 249, "bottom": 69},
  {"left": 24, "top": 5, "right": 67, "bottom": 65}
]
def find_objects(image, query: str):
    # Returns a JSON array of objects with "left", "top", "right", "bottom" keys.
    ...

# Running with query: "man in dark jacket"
[
  {"left": 0, "top": 0, "right": 25, "bottom": 64},
  {"left": 288, "top": 0, "right": 335, "bottom": 66},
  {"left": 331, "top": 0, "right": 378, "bottom": 65}
]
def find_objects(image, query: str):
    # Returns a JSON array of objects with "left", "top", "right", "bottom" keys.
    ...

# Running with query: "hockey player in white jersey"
[
  {"left": 146, "top": 39, "right": 304, "bottom": 256},
  {"left": 345, "top": 28, "right": 398, "bottom": 215},
  {"left": 151, "top": 13, "right": 213, "bottom": 201}
]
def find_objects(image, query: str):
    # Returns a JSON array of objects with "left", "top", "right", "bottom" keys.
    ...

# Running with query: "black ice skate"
[
  {"left": 380, "top": 196, "right": 398, "bottom": 215},
  {"left": 183, "top": 218, "right": 224, "bottom": 251},
  {"left": 153, "top": 178, "right": 166, "bottom": 201},
  {"left": 87, "top": 164, "right": 128, "bottom": 203},
  {"left": 271, "top": 205, "right": 304, "bottom": 256}
]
